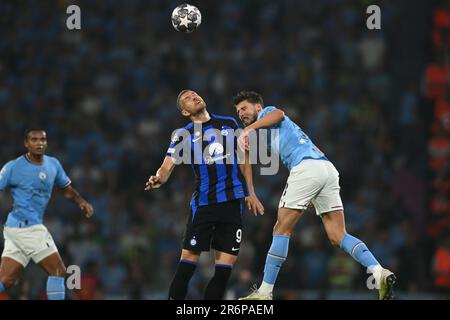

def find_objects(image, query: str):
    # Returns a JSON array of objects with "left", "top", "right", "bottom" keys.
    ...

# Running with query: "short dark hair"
[
  {"left": 233, "top": 91, "right": 264, "bottom": 107},
  {"left": 24, "top": 128, "right": 46, "bottom": 140},
  {"left": 176, "top": 89, "right": 191, "bottom": 111}
]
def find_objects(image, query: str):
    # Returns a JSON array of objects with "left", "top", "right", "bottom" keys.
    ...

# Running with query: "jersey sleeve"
[
  {"left": 54, "top": 159, "right": 71, "bottom": 188},
  {"left": 257, "top": 106, "right": 278, "bottom": 120},
  {"left": 0, "top": 161, "right": 14, "bottom": 190}
]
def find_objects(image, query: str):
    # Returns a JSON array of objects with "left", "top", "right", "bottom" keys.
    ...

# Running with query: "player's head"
[
  {"left": 24, "top": 129, "right": 47, "bottom": 156},
  {"left": 233, "top": 91, "right": 264, "bottom": 127},
  {"left": 177, "top": 89, "right": 207, "bottom": 117}
]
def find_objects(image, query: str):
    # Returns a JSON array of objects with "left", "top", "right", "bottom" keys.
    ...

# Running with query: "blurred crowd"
[
  {"left": 0, "top": 0, "right": 447, "bottom": 299},
  {"left": 425, "top": 0, "right": 450, "bottom": 296}
]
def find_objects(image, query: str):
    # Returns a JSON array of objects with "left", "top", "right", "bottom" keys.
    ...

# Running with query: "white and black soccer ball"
[{"left": 171, "top": 4, "right": 202, "bottom": 33}]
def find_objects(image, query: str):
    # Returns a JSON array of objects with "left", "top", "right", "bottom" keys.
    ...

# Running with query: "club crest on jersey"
[
  {"left": 204, "top": 142, "right": 231, "bottom": 164},
  {"left": 39, "top": 172, "right": 47, "bottom": 180},
  {"left": 208, "top": 142, "right": 224, "bottom": 157},
  {"left": 221, "top": 129, "right": 228, "bottom": 136},
  {"left": 190, "top": 237, "right": 197, "bottom": 246}
]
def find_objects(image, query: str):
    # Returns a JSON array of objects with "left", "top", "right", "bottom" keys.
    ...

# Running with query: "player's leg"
[
  {"left": 241, "top": 161, "right": 321, "bottom": 300},
  {"left": 320, "top": 209, "right": 381, "bottom": 266},
  {"left": 168, "top": 249, "right": 201, "bottom": 300},
  {"left": 169, "top": 204, "right": 212, "bottom": 300},
  {"left": 259, "top": 208, "right": 304, "bottom": 295},
  {"left": 315, "top": 161, "right": 396, "bottom": 299},
  {"left": 203, "top": 250, "right": 237, "bottom": 300},
  {"left": 206, "top": 199, "right": 242, "bottom": 300},
  {"left": 0, "top": 227, "right": 29, "bottom": 293},
  {"left": 0, "top": 257, "right": 25, "bottom": 292},
  {"left": 320, "top": 210, "right": 396, "bottom": 299},
  {"left": 240, "top": 208, "right": 304, "bottom": 300},
  {"left": 26, "top": 225, "right": 66, "bottom": 300},
  {"left": 38, "top": 252, "right": 67, "bottom": 300}
]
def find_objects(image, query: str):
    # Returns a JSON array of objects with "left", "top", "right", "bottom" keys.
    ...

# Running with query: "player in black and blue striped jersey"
[{"left": 145, "top": 89, "right": 264, "bottom": 300}]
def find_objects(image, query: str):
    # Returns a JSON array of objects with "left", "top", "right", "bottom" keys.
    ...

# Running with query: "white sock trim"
[{"left": 351, "top": 242, "right": 364, "bottom": 256}]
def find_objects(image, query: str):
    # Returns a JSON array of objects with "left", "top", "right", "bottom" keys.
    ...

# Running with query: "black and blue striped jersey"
[{"left": 166, "top": 114, "right": 249, "bottom": 212}]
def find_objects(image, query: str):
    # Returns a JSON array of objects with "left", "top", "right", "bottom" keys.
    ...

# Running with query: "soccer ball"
[{"left": 171, "top": 4, "right": 202, "bottom": 33}]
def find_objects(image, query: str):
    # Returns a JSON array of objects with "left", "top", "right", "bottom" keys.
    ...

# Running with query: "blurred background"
[{"left": 0, "top": 0, "right": 449, "bottom": 300}]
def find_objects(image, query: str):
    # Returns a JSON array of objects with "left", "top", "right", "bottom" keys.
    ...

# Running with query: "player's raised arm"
[
  {"left": 246, "top": 108, "right": 285, "bottom": 131},
  {"left": 145, "top": 156, "right": 176, "bottom": 190},
  {"left": 239, "top": 150, "right": 264, "bottom": 216},
  {"left": 60, "top": 185, "right": 94, "bottom": 218}
]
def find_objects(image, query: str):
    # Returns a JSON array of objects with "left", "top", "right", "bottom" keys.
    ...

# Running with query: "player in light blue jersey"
[
  {"left": 0, "top": 129, "right": 94, "bottom": 300},
  {"left": 233, "top": 91, "right": 396, "bottom": 300}
]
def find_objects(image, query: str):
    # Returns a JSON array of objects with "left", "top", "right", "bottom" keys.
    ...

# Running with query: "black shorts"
[{"left": 183, "top": 199, "right": 243, "bottom": 256}]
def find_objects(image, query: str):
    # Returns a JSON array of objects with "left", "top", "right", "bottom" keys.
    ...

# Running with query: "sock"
[
  {"left": 46, "top": 276, "right": 65, "bottom": 300},
  {"left": 260, "top": 235, "right": 290, "bottom": 293},
  {"left": 168, "top": 260, "right": 197, "bottom": 300},
  {"left": 340, "top": 233, "right": 380, "bottom": 269},
  {"left": 204, "top": 264, "right": 233, "bottom": 300},
  {"left": 0, "top": 281, "right": 4, "bottom": 293}
]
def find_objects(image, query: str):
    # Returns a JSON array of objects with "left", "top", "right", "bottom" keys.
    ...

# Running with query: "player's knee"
[
  {"left": 181, "top": 250, "right": 200, "bottom": 263},
  {"left": 0, "top": 274, "right": 19, "bottom": 288}
]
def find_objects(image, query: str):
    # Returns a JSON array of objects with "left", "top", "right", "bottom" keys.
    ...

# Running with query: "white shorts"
[
  {"left": 2, "top": 224, "right": 59, "bottom": 267},
  {"left": 279, "top": 159, "right": 344, "bottom": 215}
]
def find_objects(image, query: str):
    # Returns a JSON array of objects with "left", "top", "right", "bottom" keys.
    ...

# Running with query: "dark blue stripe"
[
  {"left": 191, "top": 134, "right": 209, "bottom": 205},
  {"left": 180, "top": 259, "right": 197, "bottom": 265},
  {"left": 212, "top": 114, "right": 239, "bottom": 128},
  {"left": 215, "top": 163, "right": 227, "bottom": 203},
  {"left": 215, "top": 264, "right": 233, "bottom": 269},
  {"left": 198, "top": 165, "right": 209, "bottom": 205},
  {"left": 193, "top": 138, "right": 209, "bottom": 205}
]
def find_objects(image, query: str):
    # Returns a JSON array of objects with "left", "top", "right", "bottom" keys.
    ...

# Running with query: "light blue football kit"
[
  {"left": 254, "top": 107, "right": 381, "bottom": 296},
  {"left": 0, "top": 155, "right": 71, "bottom": 228},
  {"left": 257, "top": 106, "right": 327, "bottom": 171},
  {"left": 0, "top": 154, "right": 70, "bottom": 299}
]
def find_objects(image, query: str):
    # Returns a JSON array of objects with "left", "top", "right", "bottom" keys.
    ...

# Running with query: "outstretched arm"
[
  {"left": 246, "top": 108, "right": 285, "bottom": 131},
  {"left": 239, "top": 150, "right": 264, "bottom": 216},
  {"left": 238, "top": 108, "right": 285, "bottom": 151},
  {"left": 145, "top": 156, "right": 176, "bottom": 190},
  {"left": 60, "top": 185, "right": 94, "bottom": 218}
]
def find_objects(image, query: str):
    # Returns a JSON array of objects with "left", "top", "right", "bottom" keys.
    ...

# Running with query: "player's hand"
[
  {"left": 238, "top": 129, "right": 250, "bottom": 151},
  {"left": 245, "top": 193, "right": 264, "bottom": 216},
  {"left": 79, "top": 201, "right": 94, "bottom": 218},
  {"left": 145, "top": 175, "right": 162, "bottom": 190}
]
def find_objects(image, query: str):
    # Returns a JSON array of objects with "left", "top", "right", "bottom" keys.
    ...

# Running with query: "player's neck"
[
  {"left": 190, "top": 110, "right": 211, "bottom": 124},
  {"left": 26, "top": 152, "right": 44, "bottom": 164}
]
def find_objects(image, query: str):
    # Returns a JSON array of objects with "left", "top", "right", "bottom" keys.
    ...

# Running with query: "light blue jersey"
[
  {"left": 0, "top": 155, "right": 71, "bottom": 228},
  {"left": 257, "top": 106, "right": 327, "bottom": 171}
]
